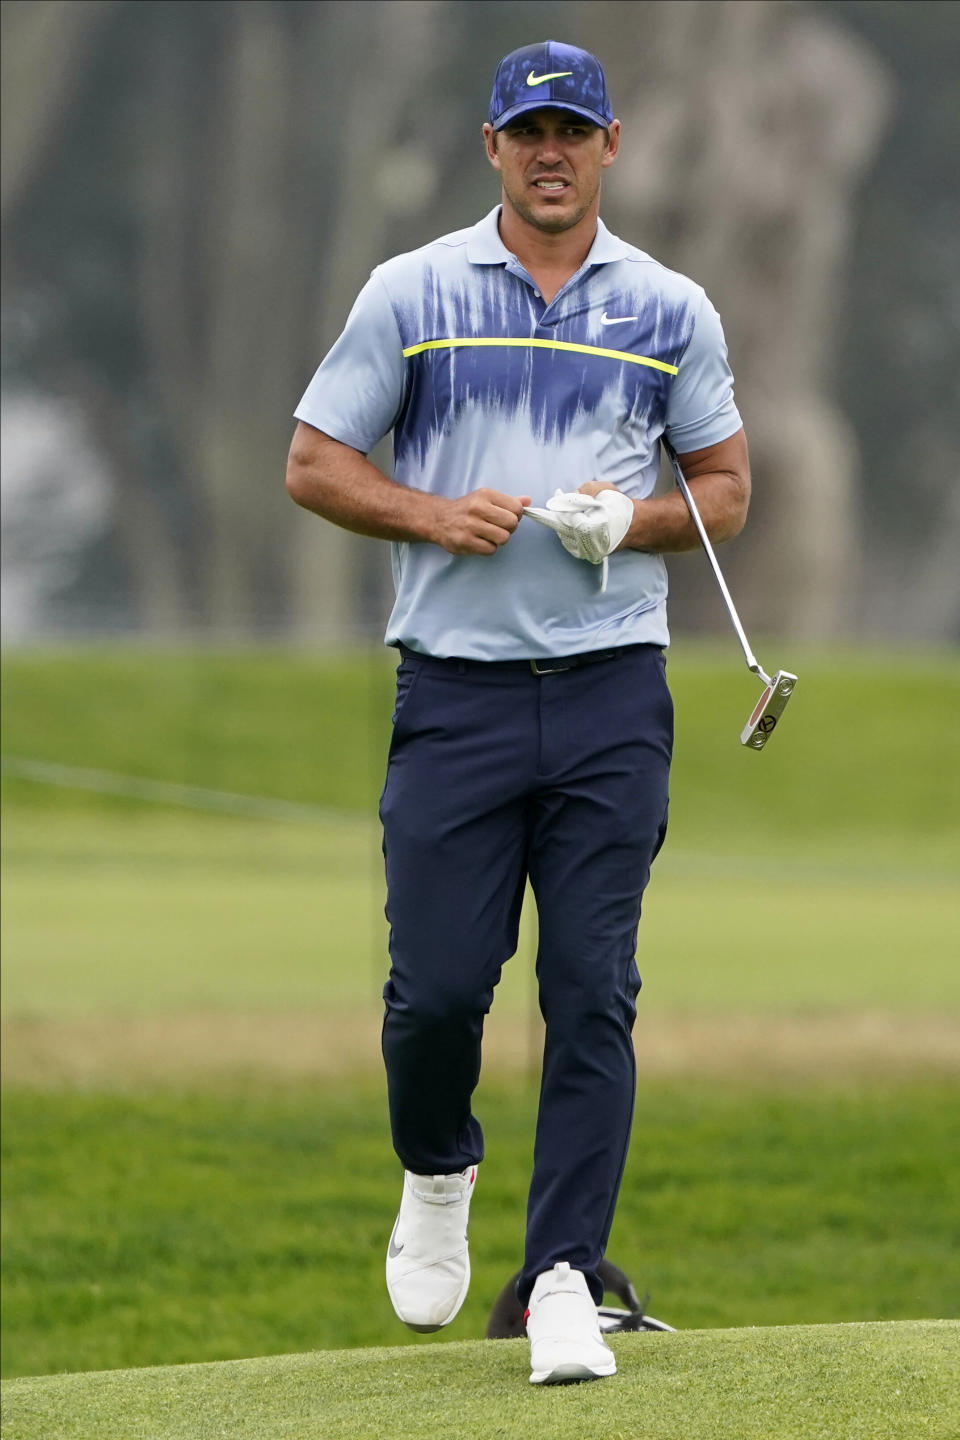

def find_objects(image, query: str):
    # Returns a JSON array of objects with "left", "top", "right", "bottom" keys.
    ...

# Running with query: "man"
[{"left": 286, "top": 40, "right": 749, "bottom": 1385}]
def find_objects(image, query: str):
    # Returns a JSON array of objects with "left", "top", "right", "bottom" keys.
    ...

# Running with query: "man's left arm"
[{"left": 580, "top": 427, "right": 751, "bottom": 553}]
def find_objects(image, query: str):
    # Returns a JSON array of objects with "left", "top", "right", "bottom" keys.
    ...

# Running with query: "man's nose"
[{"left": 536, "top": 136, "right": 564, "bottom": 164}]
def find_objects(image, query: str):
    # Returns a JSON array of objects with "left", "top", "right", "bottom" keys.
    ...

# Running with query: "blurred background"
[
  {"left": 2, "top": 0, "right": 959, "bottom": 644},
  {"left": 2, "top": 0, "right": 959, "bottom": 1385}
]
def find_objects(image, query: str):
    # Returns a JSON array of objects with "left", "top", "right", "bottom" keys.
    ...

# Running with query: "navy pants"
[{"left": 379, "top": 643, "right": 672, "bottom": 1306}]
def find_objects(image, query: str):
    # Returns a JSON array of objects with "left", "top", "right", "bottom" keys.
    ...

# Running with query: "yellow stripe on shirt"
[{"left": 401, "top": 337, "right": 679, "bottom": 375}]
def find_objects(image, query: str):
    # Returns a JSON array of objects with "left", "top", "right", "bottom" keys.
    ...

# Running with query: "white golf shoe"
[
  {"left": 526, "top": 1262, "right": 617, "bottom": 1385},
  {"left": 385, "top": 1165, "right": 477, "bottom": 1332}
]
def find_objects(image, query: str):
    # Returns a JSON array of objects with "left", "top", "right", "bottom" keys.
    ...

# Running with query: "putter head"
[
  {"left": 740, "top": 670, "right": 797, "bottom": 750},
  {"left": 598, "top": 1306, "right": 676, "bottom": 1334}
]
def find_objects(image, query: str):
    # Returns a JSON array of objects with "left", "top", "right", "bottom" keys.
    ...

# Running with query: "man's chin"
[{"left": 516, "top": 199, "right": 589, "bottom": 234}]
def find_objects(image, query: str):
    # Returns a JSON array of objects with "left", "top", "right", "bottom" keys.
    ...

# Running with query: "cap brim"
[{"left": 492, "top": 99, "right": 609, "bottom": 131}]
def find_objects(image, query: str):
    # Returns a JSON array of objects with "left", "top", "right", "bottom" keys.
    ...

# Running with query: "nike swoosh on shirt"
[
  {"left": 600, "top": 312, "right": 639, "bottom": 325},
  {"left": 526, "top": 70, "right": 573, "bottom": 86}
]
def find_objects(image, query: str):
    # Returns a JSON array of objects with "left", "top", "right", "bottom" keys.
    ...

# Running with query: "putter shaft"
[
  {"left": 662, "top": 437, "right": 797, "bottom": 749},
  {"left": 662, "top": 439, "right": 770, "bottom": 686}
]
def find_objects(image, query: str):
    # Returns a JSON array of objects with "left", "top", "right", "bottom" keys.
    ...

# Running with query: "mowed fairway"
[{"left": 2, "top": 647, "right": 958, "bottom": 1399}]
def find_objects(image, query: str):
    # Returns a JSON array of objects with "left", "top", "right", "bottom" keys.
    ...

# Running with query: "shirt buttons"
[{"left": 534, "top": 290, "right": 541, "bottom": 298}]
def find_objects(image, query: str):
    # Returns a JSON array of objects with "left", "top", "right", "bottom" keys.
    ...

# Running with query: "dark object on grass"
[{"left": 485, "top": 1259, "right": 676, "bottom": 1338}]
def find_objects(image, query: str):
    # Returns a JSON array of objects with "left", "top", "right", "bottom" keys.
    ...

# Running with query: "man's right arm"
[{"left": 285, "top": 422, "right": 529, "bottom": 557}]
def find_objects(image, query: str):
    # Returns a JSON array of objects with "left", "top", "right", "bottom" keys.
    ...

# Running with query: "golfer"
[{"left": 287, "top": 40, "right": 749, "bottom": 1385}]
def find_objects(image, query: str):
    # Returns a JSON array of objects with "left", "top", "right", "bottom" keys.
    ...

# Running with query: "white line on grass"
[{"left": 0, "top": 756, "right": 355, "bottom": 826}]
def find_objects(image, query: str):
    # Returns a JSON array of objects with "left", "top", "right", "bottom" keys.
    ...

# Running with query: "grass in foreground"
[
  {"left": 2, "top": 1080, "right": 957, "bottom": 1380},
  {"left": 2, "top": 1322, "right": 957, "bottom": 1440}
]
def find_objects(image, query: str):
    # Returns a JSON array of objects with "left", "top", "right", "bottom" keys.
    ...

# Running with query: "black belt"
[{"left": 398, "top": 642, "right": 651, "bottom": 676}]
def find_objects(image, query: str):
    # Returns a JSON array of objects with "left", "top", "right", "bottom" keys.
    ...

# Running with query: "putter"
[{"left": 662, "top": 438, "right": 797, "bottom": 750}]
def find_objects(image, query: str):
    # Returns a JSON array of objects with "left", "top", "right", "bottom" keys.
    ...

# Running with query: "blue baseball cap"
[{"left": 489, "top": 41, "right": 613, "bottom": 132}]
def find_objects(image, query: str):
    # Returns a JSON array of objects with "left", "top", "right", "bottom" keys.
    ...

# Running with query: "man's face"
[{"left": 483, "top": 108, "right": 620, "bottom": 235}]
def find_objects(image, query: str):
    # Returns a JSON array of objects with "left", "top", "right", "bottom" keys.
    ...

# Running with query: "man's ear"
[
  {"left": 601, "top": 119, "right": 621, "bottom": 168},
  {"left": 482, "top": 122, "right": 502, "bottom": 170}
]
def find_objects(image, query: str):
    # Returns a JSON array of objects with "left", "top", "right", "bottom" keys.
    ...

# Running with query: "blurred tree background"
[{"left": 2, "top": 0, "right": 958, "bottom": 644}]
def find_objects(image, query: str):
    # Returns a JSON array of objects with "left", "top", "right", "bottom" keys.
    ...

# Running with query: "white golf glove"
[{"left": 523, "top": 488, "right": 634, "bottom": 592}]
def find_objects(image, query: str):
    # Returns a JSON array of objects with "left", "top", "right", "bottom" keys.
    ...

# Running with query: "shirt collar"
[{"left": 465, "top": 206, "right": 631, "bottom": 267}]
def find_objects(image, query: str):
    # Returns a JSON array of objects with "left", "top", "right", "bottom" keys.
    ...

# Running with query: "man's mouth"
[{"left": 532, "top": 178, "right": 570, "bottom": 193}]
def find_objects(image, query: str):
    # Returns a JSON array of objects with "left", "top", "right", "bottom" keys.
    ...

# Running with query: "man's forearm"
[
  {"left": 581, "top": 430, "right": 751, "bottom": 554},
  {"left": 622, "top": 471, "right": 749, "bottom": 553},
  {"left": 286, "top": 422, "right": 530, "bottom": 556},
  {"left": 286, "top": 424, "right": 442, "bottom": 543}
]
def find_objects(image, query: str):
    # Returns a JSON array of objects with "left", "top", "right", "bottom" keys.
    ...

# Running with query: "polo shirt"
[{"left": 295, "top": 206, "right": 741, "bottom": 660}]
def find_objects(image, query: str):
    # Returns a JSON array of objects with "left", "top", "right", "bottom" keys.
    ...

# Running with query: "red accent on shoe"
[{"left": 523, "top": 1308, "right": 531, "bottom": 1326}]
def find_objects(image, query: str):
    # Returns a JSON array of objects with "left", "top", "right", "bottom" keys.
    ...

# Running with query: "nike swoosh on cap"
[
  {"left": 526, "top": 69, "right": 573, "bottom": 86},
  {"left": 600, "top": 312, "right": 639, "bottom": 325}
]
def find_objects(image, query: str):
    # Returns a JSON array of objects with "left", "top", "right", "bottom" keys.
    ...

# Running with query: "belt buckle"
[{"left": 530, "top": 657, "right": 572, "bottom": 675}]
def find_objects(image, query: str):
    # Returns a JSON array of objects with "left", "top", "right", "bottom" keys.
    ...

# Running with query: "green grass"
[
  {"left": 2, "top": 1081, "right": 958, "bottom": 1381},
  {"left": 2, "top": 646, "right": 959, "bottom": 870},
  {"left": 3, "top": 649, "right": 958, "bottom": 1023},
  {"left": 3, "top": 1322, "right": 958, "bottom": 1440},
  {"left": 0, "top": 650, "right": 393, "bottom": 816},
  {"left": 0, "top": 809, "right": 388, "bottom": 1017},
  {"left": 2, "top": 646, "right": 958, "bottom": 1409},
  {"left": 2, "top": 805, "right": 957, "bottom": 1020}
]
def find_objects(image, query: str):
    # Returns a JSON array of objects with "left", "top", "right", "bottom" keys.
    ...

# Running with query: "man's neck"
[{"left": 497, "top": 201, "right": 599, "bottom": 292}]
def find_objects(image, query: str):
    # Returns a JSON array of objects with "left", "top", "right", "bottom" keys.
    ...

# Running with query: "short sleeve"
[
  {"left": 664, "top": 291, "right": 742, "bottom": 452},
  {"left": 294, "top": 270, "right": 405, "bottom": 453}
]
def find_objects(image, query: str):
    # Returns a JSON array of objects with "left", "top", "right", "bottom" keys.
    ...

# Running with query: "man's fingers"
[
  {"left": 481, "top": 487, "right": 526, "bottom": 509},
  {"left": 485, "top": 505, "right": 523, "bottom": 535},
  {"left": 437, "top": 488, "right": 532, "bottom": 554},
  {"left": 472, "top": 490, "right": 526, "bottom": 526},
  {"left": 449, "top": 533, "right": 503, "bottom": 555},
  {"left": 441, "top": 514, "right": 514, "bottom": 555},
  {"left": 461, "top": 494, "right": 524, "bottom": 542}
]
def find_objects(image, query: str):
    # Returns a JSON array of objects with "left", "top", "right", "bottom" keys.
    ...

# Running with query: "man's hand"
[
  {"left": 432, "top": 488, "right": 532, "bottom": 555},
  {"left": 578, "top": 481, "right": 620, "bottom": 500},
  {"left": 523, "top": 488, "right": 634, "bottom": 564}
]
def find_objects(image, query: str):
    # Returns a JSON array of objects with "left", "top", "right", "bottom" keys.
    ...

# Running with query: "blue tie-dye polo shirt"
[{"left": 295, "top": 206, "right": 741, "bottom": 660}]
